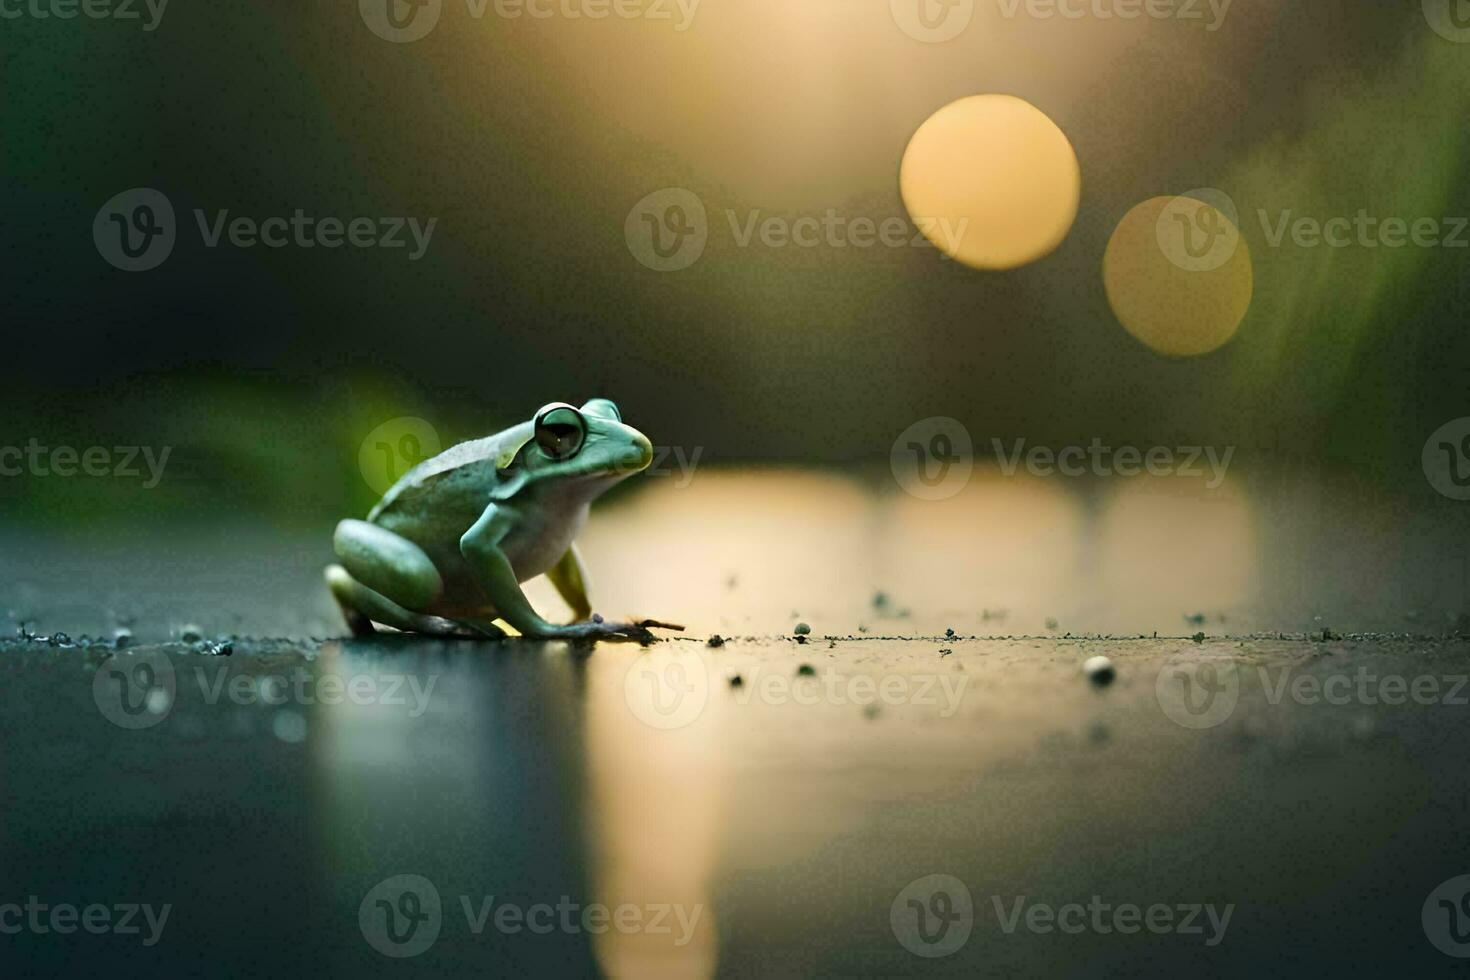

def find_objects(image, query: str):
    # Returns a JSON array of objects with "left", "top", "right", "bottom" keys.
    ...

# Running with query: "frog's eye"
[
  {"left": 534, "top": 405, "right": 587, "bottom": 461},
  {"left": 581, "top": 398, "right": 621, "bottom": 422}
]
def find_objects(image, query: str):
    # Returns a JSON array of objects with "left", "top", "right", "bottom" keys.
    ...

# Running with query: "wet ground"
[{"left": 3, "top": 466, "right": 1469, "bottom": 976}]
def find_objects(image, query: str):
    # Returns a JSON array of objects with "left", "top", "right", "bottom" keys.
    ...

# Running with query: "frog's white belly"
[{"left": 500, "top": 502, "right": 589, "bottom": 582}]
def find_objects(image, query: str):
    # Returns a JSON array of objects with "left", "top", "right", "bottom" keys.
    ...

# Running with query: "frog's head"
[{"left": 497, "top": 398, "right": 653, "bottom": 491}]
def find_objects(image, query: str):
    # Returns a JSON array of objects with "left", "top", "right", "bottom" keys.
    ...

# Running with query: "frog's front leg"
[
  {"left": 460, "top": 505, "right": 650, "bottom": 642},
  {"left": 546, "top": 543, "right": 594, "bottom": 623}
]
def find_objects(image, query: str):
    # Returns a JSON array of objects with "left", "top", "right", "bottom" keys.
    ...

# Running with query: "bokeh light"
[
  {"left": 900, "top": 94, "right": 1081, "bottom": 270},
  {"left": 1103, "top": 194, "right": 1254, "bottom": 356}
]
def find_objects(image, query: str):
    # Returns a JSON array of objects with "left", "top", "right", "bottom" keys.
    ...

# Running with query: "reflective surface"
[{"left": 1, "top": 466, "right": 1468, "bottom": 975}]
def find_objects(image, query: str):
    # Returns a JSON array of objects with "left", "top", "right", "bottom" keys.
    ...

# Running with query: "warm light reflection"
[
  {"left": 584, "top": 653, "right": 725, "bottom": 979},
  {"left": 1096, "top": 472, "right": 1258, "bottom": 619},
  {"left": 900, "top": 94, "right": 1081, "bottom": 269}
]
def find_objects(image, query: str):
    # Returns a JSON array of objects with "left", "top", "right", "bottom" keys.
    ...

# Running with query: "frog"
[{"left": 325, "top": 398, "right": 658, "bottom": 642}]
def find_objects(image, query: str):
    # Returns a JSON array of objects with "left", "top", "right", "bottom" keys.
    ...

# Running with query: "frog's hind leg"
[
  {"left": 325, "top": 564, "right": 471, "bottom": 637},
  {"left": 333, "top": 519, "right": 444, "bottom": 612}
]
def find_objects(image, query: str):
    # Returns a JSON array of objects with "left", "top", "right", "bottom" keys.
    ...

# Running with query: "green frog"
[{"left": 326, "top": 399, "right": 657, "bottom": 642}]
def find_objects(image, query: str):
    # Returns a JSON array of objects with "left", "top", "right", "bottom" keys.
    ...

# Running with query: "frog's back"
[{"left": 368, "top": 427, "right": 525, "bottom": 524}]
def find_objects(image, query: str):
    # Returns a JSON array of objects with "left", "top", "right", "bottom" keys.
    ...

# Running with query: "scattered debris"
[
  {"left": 939, "top": 648, "right": 952, "bottom": 658},
  {"left": 1083, "top": 655, "right": 1115, "bottom": 687},
  {"left": 48, "top": 632, "right": 73, "bottom": 648},
  {"left": 944, "top": 628, "right": 956, "bottom": 640},
  {"left": 200, "top": 640, "right": 233, "bottom": 657},
  {"left": 1192, "top": 632, "right": 1206, "bottom": 644},
  {"left": 796, "top": 664, "right": 815, "bottom": 677},
  {"left": 728, "top": 674, "right": 744, "bottom": 688},
  {"left": 794, "top": 622, "right": 811, "bottom": 636},
  {"left": 707, "top": 634, "right": 725, "bottom": 648}
]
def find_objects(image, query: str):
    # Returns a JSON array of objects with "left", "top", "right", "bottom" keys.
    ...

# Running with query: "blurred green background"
[{"left": 4, "top": 0, "right": 1468, "bottom": 527}]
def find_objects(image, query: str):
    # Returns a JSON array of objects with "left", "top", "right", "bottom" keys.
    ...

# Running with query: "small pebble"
[
  {"left": 1192, "top": 632, "right": 1206, "bottom": 644},
  {"left": 707, "top": 634, "right": 725, "bottom": 648},
  {"left": 794, "top": 623, "right": 811, "bottom": 636},
  {"left": 113, "top": 628, "right": 134, "bottom": 649},
  {"left": 728, "top": 674, "right": 744, "bottom": 688},
  {"left": 796, "top": 664, "right": 815, "bottom": 677},
  {"left": 48, "top": 632, "right": 72, "bottom": 648},
  {"left": 1083, "top": 655, "right": 1116, "bottom": 687},
  {"left": 945, "top": 628, "right": 956, "bottom": 639}
]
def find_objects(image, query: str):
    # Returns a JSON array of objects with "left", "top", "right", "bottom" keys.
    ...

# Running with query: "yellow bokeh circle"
[
  {"left": 1103, "top": 195, "right": 1254, "bottom": 357},
  {"left": 900, "top": 94, "right": 1081, "bottom": 271}
]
